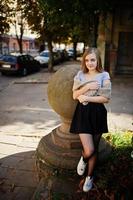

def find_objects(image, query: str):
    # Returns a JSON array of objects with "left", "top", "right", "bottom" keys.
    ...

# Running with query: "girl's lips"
[{"left": 87, "top": 65, "right": 94, "bottom": 68}]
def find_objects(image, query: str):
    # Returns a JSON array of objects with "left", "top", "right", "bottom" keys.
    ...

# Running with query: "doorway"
[{"left": 116, "top": 32, "right": 133, "bottom": 74}]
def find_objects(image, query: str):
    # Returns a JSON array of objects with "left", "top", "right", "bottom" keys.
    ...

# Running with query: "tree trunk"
[
  {"left": 83, "top": 43, "right": 86, "bottom": 53},
  {"left": 16, "top": 22, "right": 23, "bottom": 54},
  {"left": 48, "top": 40, "right": 54, "bottom": 72},
  {"left": 93, "top": 14, "right": 99, "bottom": 47},
  {"left": 0, "top": 35, "right": 2, "bottom": 54},
  {"left": 16, "top": 36, "right": 23, "bottom": 54},
  {"left": 73, "top": 41, "right": 77, "bottom": 60}
]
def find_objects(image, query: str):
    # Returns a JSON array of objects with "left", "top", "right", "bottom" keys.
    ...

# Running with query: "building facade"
[
  {"left": 98, "top": 2, "right": 133, "bottom": 76},
  {"left": 0, "top": 34, "right": 38, "bottom": 56}
]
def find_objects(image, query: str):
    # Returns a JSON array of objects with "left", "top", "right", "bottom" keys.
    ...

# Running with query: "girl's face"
[{"left": 85, "top": 53, "right": 97, "bottom": 72}]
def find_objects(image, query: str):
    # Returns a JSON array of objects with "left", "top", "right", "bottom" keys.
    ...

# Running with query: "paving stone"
[
  {"left": 12, "top": 186, "right": 36, "bottom": 200},
  {"left": 0, "top": 135, "right": 22, "bottom": 145},
  {"left": 0, "top": 166, "right": 17, "bottom": 179},
  {"left": 0, "top": 155, "right": 36, "bottom": 173},
  {"left": 0, "top": 186, "right": 35, "bottom": 200},
  {"left": 0, "top": 143, "right": 20, "bottom": 156},
  {"left": 16, "top": 158, "right": 37, "bottom": 171},
  {"left": 4, "top": 169, "right": 39, "bottom": 187},
  {"left": 0, "top": 191, "right": 13, "bottom": 200},
  {"left": 0, "top": 151, "right": 35, "bottom": 160},
  {"left": 0, "top": 143, "right": 36, "bottom": 156},
  {"left": 0, "top": 135, "right": 40, "bottom": 148},
  {"left": 0, "top": 167, "right": 10, "bottom": 179},
  {"left": 0, "top": 155, "right": 23, "bottom": 168}
]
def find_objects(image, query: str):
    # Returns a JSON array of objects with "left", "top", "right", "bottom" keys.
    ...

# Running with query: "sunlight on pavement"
[{"left": 0, "top": 120, "right": 60, "bottom": 137}]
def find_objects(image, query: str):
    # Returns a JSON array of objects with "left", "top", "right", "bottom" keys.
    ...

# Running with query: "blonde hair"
[{"left": 81, "top": 47, "right": 103, "bottom": 73}]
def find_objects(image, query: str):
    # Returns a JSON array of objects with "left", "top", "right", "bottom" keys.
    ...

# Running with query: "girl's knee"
[{"left": 83, "top": 148, "right": 95, "bottom": 158}]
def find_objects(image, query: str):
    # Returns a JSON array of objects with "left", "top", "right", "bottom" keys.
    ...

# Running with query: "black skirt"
[{"left": 70, "top": 102, "right": 108, "bottom": 135}]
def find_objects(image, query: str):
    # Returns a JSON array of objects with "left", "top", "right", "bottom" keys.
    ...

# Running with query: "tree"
[
  {"left": 10, "top": 0, "right": 30, "bottom": 54},
  {"left": 0, "top": 0, "right": 12, "bottom": 34},
  {"left": 16, "top": 0, "right": 115, "bottom": 69},
  {"left": 18, "top": 0, "right": 71, "bottom": 71},
  {"left": 0, "top": 0, "right": 12, "bottom": 54}
]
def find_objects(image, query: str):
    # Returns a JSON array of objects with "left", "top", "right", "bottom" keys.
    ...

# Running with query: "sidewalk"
[
  {"left": 0, "top": 61, "right": 133, "bottom": 200},
  {"left": 0, "top": 65, "right": 60, "bottom": 200},
  {"left": 106, "top": 75, "right": 133, "bottom": 132}
]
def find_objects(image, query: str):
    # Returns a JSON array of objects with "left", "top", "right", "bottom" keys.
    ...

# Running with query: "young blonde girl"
[{"left": 70, "top": 47, "right": 111, "bottom": 192}]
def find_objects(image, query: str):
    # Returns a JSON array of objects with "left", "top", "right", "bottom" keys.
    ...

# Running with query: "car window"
[
  {"left": 24, "top": 55, "right": 30, "bottom": 61},
  {"left": 40, "top": 52, "right": 49, "bottom": 57},
  {"left": 0, "top": 55, "right": 4, "bottom": 60},
  {"left": 18, "top": 56, "right": 24, "bottom": 62},
  {"left": 3, "top": 56, "right": 17, "bottom": 63},
  {"left": 19, "top": 55, "right": 29, "bottom": 62},
  {"left": 28, "top": 55, "right": 34, "bottom": 61}
]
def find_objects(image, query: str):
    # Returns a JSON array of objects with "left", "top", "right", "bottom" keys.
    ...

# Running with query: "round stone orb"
[{"left": 47, "top": 65, "right": 80, "bottom": 120}]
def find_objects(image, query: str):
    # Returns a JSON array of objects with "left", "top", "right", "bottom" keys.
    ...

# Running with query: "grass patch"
[{"left": 94, "top": 131, "right": 133, "bottom": 199}]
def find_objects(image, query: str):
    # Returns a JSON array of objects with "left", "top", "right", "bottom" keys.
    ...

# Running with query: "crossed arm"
[{"left": 73, "top": 80, "right": 110, "bottom": 104}]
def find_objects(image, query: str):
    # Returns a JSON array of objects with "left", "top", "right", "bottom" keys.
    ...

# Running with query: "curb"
[{"left": 13, "top": 81, "right": 48, "bottom": 84}]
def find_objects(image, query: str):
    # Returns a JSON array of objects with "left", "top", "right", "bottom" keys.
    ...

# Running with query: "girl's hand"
[
  {"left": 87, "top": 81, "right": 99, "bottom": 90},
  {"left": 77, "top": 95, "right": 89, "bottom": 103}
]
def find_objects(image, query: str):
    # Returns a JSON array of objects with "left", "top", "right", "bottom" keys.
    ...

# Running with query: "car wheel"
[{"left": 22, "top": 68, "right": 27, "bottom": 76}]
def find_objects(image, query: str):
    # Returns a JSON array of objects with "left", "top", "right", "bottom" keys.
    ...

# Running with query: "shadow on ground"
[{"left": 0, "top": 151, "right": 39, "bottom": 200}]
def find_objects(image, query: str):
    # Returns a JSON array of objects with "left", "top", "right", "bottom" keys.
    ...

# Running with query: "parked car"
[
  {"left": 67, "top": 48, "right": 74, "bottom": 58},
  {"left": 58, "top": 49, "right": 69, "bottom": 62},
  {"left": 0, "top": 54, "right": 40, "bottom": 76},
  {"left": 35, "top": 50, "right": 49, "bottom": 66},
  {"left": 35, "top": 50, "right": 61, "bottom": 67}
]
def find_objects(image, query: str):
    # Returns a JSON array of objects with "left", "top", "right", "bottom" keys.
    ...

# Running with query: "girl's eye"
[
  {"left": 91, "top": 59, "right": 96, "bottom": 62},
  {"left": 85, "top": 59, "right": 96, "bottom": 62}
]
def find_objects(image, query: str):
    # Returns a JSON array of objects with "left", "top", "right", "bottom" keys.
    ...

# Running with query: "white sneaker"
[
  {"left": 83, "top": 176, "right": 93, "bottom": 192},
  {"left": 77, "top": 156, "right": 87, "bottom": 176}
]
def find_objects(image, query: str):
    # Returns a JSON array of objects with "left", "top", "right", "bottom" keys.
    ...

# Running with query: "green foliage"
[
  {"left": 0, "top": 0, "right": 13, "bottom": 34},
  {"left": 104, "top": 131, "right": 132, "bottom": 148},
  {"left": 18, "top": 0, "right": 115, "bottom": 45},
  {"left": 96, "top": 131, "right": 133, "bottom": 193}
]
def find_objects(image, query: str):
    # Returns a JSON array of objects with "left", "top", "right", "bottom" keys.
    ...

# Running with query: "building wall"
[
  {"left": 0, "top": 34, "right": 37, "bottom": 56},
  {"left": 112, "top": 7, "right": 133, "bottom": 75},
  {"left": 98, "top": 2, "right": 133, "bottom": 76},
  {"left": 97, "top": 15, "right": 106, "bottom": 68},
  {"left": 9, "top": 37, "right": 29, "bottom": 53}
]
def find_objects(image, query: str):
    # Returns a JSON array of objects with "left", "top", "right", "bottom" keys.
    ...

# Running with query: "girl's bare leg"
[
  {"left": 87, "top": 133, "right": 102, "bottom": 176},
  {"left": 79, "top": 134, "right": 94, "bottom": 159},
  {"left": 79, "top": 133, "right": 102, "bottom": 177}
]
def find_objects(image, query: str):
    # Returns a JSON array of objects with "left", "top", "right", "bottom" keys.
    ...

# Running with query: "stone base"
[
  {"left": 36, "top": 127, "right": 82, "bottom": 175},
  {"left": 36, "top": 126, "right": 112, "bottom": 178}
]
